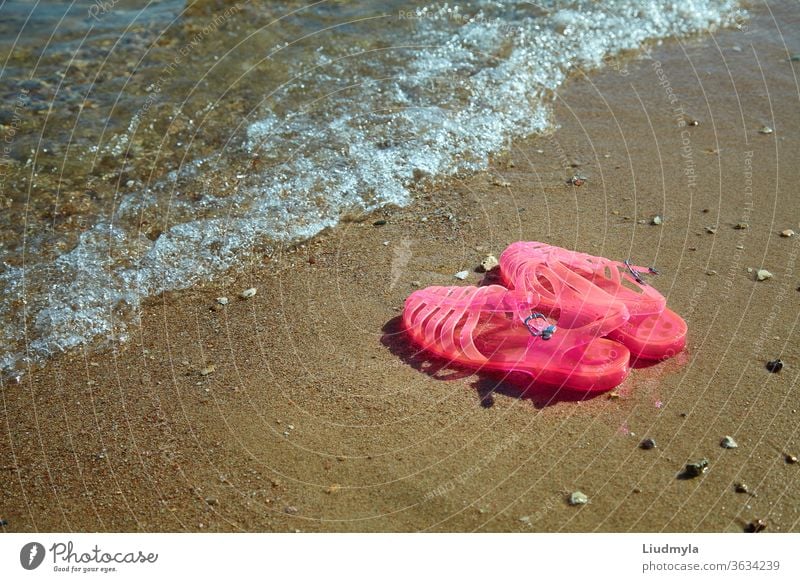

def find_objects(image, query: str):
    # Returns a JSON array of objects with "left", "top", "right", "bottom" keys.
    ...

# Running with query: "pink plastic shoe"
[
  {"left": 402, "top": 285, "right": 631, "bottom": 392},
  {"left": 500, "top": 241, "right": 687, "bottom": 361}
]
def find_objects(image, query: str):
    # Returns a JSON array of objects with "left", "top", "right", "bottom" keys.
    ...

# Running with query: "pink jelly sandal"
[
  {"left": 402, "top": 285, "right": 631, "bottom": 392},
  {"left": 500, "top": 241, "right": 687, "bottom": 361}
]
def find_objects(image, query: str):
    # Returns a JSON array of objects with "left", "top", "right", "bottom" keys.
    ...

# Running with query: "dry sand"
[{"left": 1, "top": 1, "right": 799, "bottom": 532}]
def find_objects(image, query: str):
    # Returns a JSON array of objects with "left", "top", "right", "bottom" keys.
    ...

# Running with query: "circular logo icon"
[{"left": 20, "top": 542, "right": 46, "bottom": 570}]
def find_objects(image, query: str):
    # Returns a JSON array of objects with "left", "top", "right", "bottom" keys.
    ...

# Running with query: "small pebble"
[
  {"left": 684, "top": 458, "right": 709, "bottom": 478},
  {"left": 373, "top": 219, "right": 387, "bottom": 226},
  {"left": 568, "top": 175, "right": 586, "bottom": 186},
  {"left": 766, "top": 359, "right": 783, "bottom": 373},
  {"left": 492, "top": 178, "right": 511, "bottom": 187},
  {"left": 756, "top": 269, "right": 773, "bottom": 281},
  {"left": 216, "top": 297, "right": 229, "bottom": 305},
  {"left": 518, "top": 516, "right": 531, "bottom": 524},
  {"left": 199, "top": 365, "right": 216, "bottom": 376},
  {"left": 745, "top": 519, "right": 767, "bottom": 533},
  {"left": 284, "top": 506, "right": 299, "bottom": 515},
  {"left": 784, "top": 454, "right": 797, "bottom": 464},
  {"left": 705, "top": 226, "right": 717, "bottom": 234},
  {"left": 706, "top": 270, "right": 717, "bottom": 276},
  {"left": 479, "top": 255, "right": 499, "bottom": 272},
  {"left": 758, "top": 126, "right": 773, "bottom": 134},
  {"left": 454, "top": 270, "right": 470, "bottom": 280},
  {"left": 326, "top": 484, "right": 341, "bottom": 494},
  {"left": 780, "top": 229, "right": 795, "bottom": 237},
  {"left": 688, "top": 119, "right": 700, "bottom": 126},
  {"left": 410, "top": 280, "right": 421, "bottom": 287},
  {"left": 639, "top": 437, "right": 657, "bottom": 450},
  {"left": 205, "top": 497, "right": 218, "bottom": 506},
  {"left": 733, "top": 222, "right": 749, "bottom": 230},
  {"left": 240, "top": 287, "right": 257, "bottom": 299},
  {"left": 651, "top": 215, "right": 663, "bottom": 225},
  {"left": 734, "top": 482, "right": 750, "bottom": 494},
  {"left": 720, "top": 435, "right": 738, "bottom": 449},
  {"left": 568, "top": 491, "right": 589, "bottom": 506}
]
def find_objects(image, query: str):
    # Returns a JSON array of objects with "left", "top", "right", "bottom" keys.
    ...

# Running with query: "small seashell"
[
  {"left": 240, "top": 287, "right": 257, "bottom": 299},
  {"left": 568, "top": 491, "right": 589, "bottom": 506},
  {"left": 720, "top": 435, "right": 738, "bottom": 449},
  {"left": 756, "top": 269, "right": 773, "bottom": 281}
]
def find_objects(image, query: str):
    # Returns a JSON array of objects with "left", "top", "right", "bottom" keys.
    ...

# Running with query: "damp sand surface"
[{"left": 1, "top": 2, "right": 799, "bottom": 532}]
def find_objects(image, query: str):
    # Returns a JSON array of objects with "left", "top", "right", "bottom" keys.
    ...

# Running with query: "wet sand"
[{"left": 1, "top": 2, "right": 799, "bottom": 532}]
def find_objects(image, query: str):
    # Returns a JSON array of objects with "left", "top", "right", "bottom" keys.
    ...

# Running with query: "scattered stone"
[
  {"left": 720, "top": 435, "right": 738, "bottom": 449},
  {"left": 518, "top": 515, "right": 531, "bottom": 525},
  {"left": 734, "top": 482, "right": 750, "bottom": 494},
  {"left": 733, "top": 222, "right": 749, "bottom": 230},
  {"left": 199, "top": 365, "right": 216, "bottom": 376},
  {"left": 478, "top": 255, "right": 499, "bottom": 272},
  {"left": 756, "top": 269, "right": 773, "bottom": 281},
  {"left": 326, "top": 484, "right": 341, "bottom": 494},
  {"left": 706, "top": 270, "right": 717, "bottom": 276},
  {"left": 780, "top": 229, "right": 795, "bottom": 237},
  {"left": 765, "top": 359, "right": 783, "bottom": 373},
  {"left": 639, "top": 437, "right": 657, "bottom": 450},
  {"left": 736, "top": 244, "right": 744, "bottom": 250},
  {"left": 410, "top": 280, "right": 421, "bottom": 287},
  {"left": 205, "top": 497, "right": 218, "bottom": 506},
  {"left": 284, "top": 506, "right": 299, "bottom": 515},
  {"left": 492, "top": 178, "right": 511, "bottom": 187},
  {"left": 688, "top": 119, "right": 700, "bottom": 126},
  {"left": 216, "top": 297, "right": 229, "bottom": 305},
  {"left": 568, "top": 174, "right": 586, "bottom": 186},
  {"left": 454, "top": 270, "right": 470, "bottom": 281},
  {"left": 744, "top": 519, "right": 767, "bottom": 533},
  {"left": 373, "top": 219, "right": 387, "bottom": 226},
  {"left": 568, "top": 491, "right": 589, "bottom": 506},
  {"left": 784, "top": 453, "right": 797, "bottom": 464},
  {"left": 651, "top": 215, "right": 663, "bottom": 225},
  {"left": 705, "top": 226, "right": 717, "bottom": 234},
  {"left": 758, "top": 126, "right": 773, "bottom": 135},
  {"left": 240, "top": 287, "right": 257, "bottom": 299},
  {"left": 683, "top": 458, "right": 709, "bottom": 478}
]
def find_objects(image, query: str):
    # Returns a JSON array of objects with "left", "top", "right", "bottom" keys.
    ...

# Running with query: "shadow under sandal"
[{"left": 402, "top": 284, "right": 631, "bottom": 393}]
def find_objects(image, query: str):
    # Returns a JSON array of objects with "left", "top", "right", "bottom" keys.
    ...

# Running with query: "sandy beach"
[{"left": 1, "top": 1, "right": 799, "bottom": 532}]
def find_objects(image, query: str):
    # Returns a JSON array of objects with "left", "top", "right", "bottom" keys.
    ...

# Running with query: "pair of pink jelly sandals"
[{"left": 402, "top": 241, "right": 687, "bottom": 393}]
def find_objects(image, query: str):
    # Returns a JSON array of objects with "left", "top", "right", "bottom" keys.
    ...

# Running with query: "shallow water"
[{"left": 0, "top": 0, "right": 742, "bottom": 375}]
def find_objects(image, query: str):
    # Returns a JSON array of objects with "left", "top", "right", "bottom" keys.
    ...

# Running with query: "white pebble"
[
  {"left": 756, "top": 269, "right": 773, "bottom": 281},
  {"left": 781, "top": 229, "right": 795, "bottom": 238},
  {"left": 216, "top": 297, "right": 229, "bottom": 305},
  {"left": 240, "top": 288, "right": 257, "bottom": 299},
  {"left": 454, "top": 270, "right": 470, "bottom": 280}
]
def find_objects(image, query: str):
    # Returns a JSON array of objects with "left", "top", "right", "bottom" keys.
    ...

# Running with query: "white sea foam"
[{"left": 0, "top": 0, "right": 741, "bottom": 375}]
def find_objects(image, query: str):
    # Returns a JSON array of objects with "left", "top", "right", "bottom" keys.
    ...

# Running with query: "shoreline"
[{"left": 2, "top": 1, "right": 799, "bottom": 532}]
